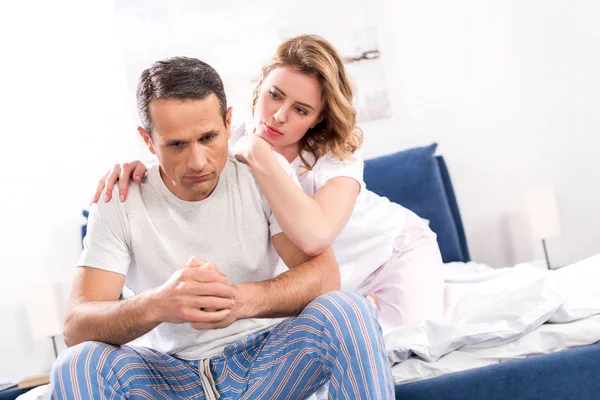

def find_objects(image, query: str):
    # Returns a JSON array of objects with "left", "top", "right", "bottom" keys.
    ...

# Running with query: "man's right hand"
[{"left": 148, "top": 256, "right": 237, "bottom": 325}]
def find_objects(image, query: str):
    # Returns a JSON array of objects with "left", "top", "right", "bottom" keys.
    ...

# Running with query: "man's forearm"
[
  {"left": 63, "top": 292, "right": 158, "bottom": 347},
  {"left": 238, "top": 248, "right": 341, "bottom": 319}
]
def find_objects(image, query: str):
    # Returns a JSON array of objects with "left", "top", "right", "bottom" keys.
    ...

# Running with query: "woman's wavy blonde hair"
[{"left": 251, "top": 34, "right": 363, "bottom": 170}]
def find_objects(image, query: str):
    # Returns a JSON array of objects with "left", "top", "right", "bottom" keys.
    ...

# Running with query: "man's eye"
[
  {"left": 200, "top": 135, "right": 215, "bottom": 143},
  {"left": 169, "top": 142, "right": 184, "bottom": 148}
]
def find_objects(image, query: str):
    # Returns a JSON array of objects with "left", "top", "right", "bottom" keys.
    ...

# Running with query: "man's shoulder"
[
  {"left": 225, "top": 156, "right": 257, "bottom": 185},
  {"left": 94, "top": 175, "right": 147, "bottom": 221},
  {"left": 95, "top": 186, "right": 126, "bottom": 216},
  {"left": 224, "top": 156, "right": 271, "bottom": 213}
]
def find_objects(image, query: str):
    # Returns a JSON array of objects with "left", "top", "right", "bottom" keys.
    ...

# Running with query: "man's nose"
[{"left": 188, "top": 144, "right": 208, "bottom": 171}]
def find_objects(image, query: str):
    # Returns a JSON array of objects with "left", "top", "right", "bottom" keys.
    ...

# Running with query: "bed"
[
  {"left": 17, "top": 144, "right": 599, "bottom": 400},
  {"left": 364, "top": 144, "right": 600, "bottom": 399}
]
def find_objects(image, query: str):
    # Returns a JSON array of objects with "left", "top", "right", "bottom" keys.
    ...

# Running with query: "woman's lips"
[{"left": 264, "top": 123, "right": 283, "bottom": 137}]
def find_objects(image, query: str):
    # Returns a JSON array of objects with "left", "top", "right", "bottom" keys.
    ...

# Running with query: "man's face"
[{"left": 139, "top": 95, "right": 231, "bottom": 201}]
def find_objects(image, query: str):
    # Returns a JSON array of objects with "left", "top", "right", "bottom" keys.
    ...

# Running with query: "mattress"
[{"left": 394, "top": 343, "right": 600, "bottom": 400}]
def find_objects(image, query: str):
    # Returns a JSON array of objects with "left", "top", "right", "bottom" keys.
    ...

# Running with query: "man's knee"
[
  {"left": 308, "top": 290, "right": 379, "bottom": 330},
  {"left": 51, "top": 341, "right": 114, "bottom": 381}
]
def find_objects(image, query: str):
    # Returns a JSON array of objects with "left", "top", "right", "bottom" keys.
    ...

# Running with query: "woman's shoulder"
[
  {"left": 305, "top": 149, "right": 364, "bottom": 187},
  {"left": 314, "top": 148, "right": 364, "bottom": 170},
  {"left": 229, "top": 122, "right": 251, "bottom": 146}
]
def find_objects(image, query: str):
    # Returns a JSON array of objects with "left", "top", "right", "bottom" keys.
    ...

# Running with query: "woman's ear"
[
  {"left": 311, "top": 117, "right": 324, "bottom": 129},
  {"left": 256, "top": 77, "right": 264, "bottom": 94}
]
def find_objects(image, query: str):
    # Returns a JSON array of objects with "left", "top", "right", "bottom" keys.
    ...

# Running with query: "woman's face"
[{"left": 253, "top": 66, "right": 324, "bottom": 160}]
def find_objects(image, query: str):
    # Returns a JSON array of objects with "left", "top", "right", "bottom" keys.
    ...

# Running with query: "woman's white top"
[{"left": 231, "top": 123, "right": 408, "bottom": 290}]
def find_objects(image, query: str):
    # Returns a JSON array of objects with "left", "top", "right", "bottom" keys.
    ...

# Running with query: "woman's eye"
[
  {"left": 296, "top": 108, "right": 307, "bottom": 116},
  {"left": 269, "top": 90, "right": 280, "bottom": 100}
]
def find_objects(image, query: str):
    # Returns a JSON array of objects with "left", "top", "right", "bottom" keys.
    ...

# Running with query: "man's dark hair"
[{"left": 136, "top": 57, "right": 228, "bottom": 135}]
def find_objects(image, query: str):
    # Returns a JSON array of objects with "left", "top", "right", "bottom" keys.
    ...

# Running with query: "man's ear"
[
  {"left": 225, "top": 107, "right": 233, "bottom": 139},
  {"left": 138, "top": 126, "right": 156, "bottom": 155}
]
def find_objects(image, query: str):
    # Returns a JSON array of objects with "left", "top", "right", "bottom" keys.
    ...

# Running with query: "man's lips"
[
  {"left": 184, "top": 173, "right": 212, "bottom": 182},
  {"left": 264, "top": 123, "right": 283, "bottom": 137}
]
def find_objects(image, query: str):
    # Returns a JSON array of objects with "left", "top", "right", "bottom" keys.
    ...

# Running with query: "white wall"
[
  {"left": 1, "top": 0, "right": 599, "bottom": 382},
  {"left": 0, "top": 0, "right": 144, "bottom": 381},
  {"left": 364, "top": 0, "right": 600, "bottom": 268}
]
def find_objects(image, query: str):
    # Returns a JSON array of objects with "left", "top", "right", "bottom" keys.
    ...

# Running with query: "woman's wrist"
[{"left": 246, "top": 138, "right": 272, "bottom": 167}]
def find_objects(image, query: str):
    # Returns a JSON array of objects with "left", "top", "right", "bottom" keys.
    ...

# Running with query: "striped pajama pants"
[{"left": 51, "top": 291, "right": 394, "bottom": 399}]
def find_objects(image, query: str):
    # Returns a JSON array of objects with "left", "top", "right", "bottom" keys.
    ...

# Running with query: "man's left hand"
[{"left": 190, "top": 284, "right": 245, "bottom": 330}]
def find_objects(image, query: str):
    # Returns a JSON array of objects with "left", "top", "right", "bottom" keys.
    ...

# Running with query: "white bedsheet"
[
  {"left": 392, "top": 312, "right": 600, "bottom": 384},
  {"left": 387, "top": 254, "right": 600, "bottom": 384}
]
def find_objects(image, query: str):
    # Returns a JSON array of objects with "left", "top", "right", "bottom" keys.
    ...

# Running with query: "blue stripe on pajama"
[{"left": 51, "top": 291, "right": 394, "bottom": 399}]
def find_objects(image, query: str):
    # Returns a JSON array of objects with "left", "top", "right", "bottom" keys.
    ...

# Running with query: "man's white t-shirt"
[
  {"left": 231, "top": 124, "right": 408, "bottom": 290},
  {"left": 78, "top": 157, "right": 287, "bottom": 360}
]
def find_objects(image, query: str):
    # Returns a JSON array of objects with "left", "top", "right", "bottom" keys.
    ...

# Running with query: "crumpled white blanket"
[{"left": 385, "top": 254, "right": 600, "bottom": 366}]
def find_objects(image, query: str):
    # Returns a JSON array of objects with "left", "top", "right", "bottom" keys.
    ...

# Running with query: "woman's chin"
[{"left": 256, "top": 131, "right": 275, "bottom": 146}]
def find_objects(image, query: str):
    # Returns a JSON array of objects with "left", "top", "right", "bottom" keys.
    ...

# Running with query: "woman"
[{"left": 93, "top": 35, "right": 444, "bottom": 334}]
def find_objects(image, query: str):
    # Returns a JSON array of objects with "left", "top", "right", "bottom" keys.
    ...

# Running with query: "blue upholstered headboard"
[{"left": 363, "top": 143, "right": 470, "bottom": 263}]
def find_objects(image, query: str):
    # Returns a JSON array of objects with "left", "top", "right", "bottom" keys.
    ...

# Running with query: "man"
[{"left": 51, "top": 57, "right": 394, "bottom": 399}]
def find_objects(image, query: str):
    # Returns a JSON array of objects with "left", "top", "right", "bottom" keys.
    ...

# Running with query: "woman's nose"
[{"left": 273, "top": 106, "right": 287, "bottom": 123}]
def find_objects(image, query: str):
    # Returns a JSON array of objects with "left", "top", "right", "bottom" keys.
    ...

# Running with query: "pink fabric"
[{"left": 357, "top": 210, "right": 445, "bottom": 335}]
